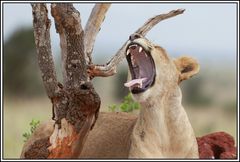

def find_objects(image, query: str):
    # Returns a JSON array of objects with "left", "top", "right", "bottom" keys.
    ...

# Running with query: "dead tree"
[{"left": 25, "top": 3, "right": 184, "bottom": 158}]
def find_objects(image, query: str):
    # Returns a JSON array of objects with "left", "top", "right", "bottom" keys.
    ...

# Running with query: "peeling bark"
[
  {"left": 49, "top": 3, "right": 100, "bottom": 158},
  {"left": 28, "top": 3, "right": 100, "bottom": 159}
]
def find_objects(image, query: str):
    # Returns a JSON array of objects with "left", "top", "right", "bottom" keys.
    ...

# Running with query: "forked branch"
[
  {"left": 26, "top": 4, "right": 100, "bottom": 159},
  {"left": 88, "top": 9, "right": 185, "bottom": 78}
]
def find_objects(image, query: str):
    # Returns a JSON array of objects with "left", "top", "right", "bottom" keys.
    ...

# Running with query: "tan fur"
[
  {"left": 21, "top": 36, "right": 199, "bottom": 158},
  {"left": 21, "top": 112, "right": 137, "bottom": 158},
  {"left": 127, "top": 37, "right": 199, "bottom": 158},
  {"left": 21, "top": 120, "right": 55, "bottom": 158},
  {"left": 174, "top": 57, "right": 200, "bottom": 82}
]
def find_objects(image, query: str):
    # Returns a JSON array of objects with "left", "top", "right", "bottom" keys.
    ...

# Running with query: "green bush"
[
  {"left": 22, "top": 119, "right": 40, "bottom": 142},
  {"left": 109, "top": 93, "right": 140, "bottom": 112}
]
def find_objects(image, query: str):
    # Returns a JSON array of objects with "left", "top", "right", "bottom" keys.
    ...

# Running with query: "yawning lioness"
[{"left": 21, "top": 33, "right": 200, "bottom": 158}]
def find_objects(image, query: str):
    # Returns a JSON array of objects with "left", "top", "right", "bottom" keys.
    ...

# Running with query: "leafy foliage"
[
  {"left": 109, "top": 93, "right": 140, "bottom": 112},
  {"left": 22, "top": 119, "right": 40, "bottom": 142}
]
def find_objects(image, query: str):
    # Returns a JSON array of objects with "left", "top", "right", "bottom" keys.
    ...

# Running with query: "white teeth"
[
  {"left": 139, "top": 47, "right": 143, "bottom": 53},
  {"left": 145, "top": 53, "right": 148, "bottom": 57},
  {"left": 127, "top": 49, "right": 130, "bottom": 55}
]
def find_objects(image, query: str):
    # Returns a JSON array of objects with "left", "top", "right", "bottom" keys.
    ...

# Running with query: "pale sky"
[{"left": 3, "top": 3, "right": 237, "bottom": 66}]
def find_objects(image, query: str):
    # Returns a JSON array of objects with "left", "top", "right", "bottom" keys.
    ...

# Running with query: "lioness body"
[
  {"left": 22, "top": 35, "right": 200, "bottom": 158},
  {"left": 21, "top": 112, "right": 137, "bottom": 158}
]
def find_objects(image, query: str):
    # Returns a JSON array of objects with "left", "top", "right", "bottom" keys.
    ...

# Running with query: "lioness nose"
[{"left": 129, "top": 33, "right": 141, "bottom": 41}]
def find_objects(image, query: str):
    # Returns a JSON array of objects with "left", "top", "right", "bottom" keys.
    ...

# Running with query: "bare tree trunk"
[
  {"left": 25, "top": 3, "right": 104, "bottom": 158},
  {"left": 24, "top": 3, "right": 184, "bottom": 158}
]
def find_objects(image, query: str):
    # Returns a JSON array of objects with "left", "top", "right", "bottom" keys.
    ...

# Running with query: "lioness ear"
[{"left": 174, "top": 56, "right": 200, "bottom": 83}]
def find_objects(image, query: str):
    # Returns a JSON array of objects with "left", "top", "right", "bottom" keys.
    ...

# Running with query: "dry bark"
[
  {"left": 28, "top": 3, "right": 100, "bottom": 158},
  {"left": 31, "top": 4, "right": 60, "bottom": 98},
  {"left": 84, "top": 4, "right": 110, "bottom": 65}
]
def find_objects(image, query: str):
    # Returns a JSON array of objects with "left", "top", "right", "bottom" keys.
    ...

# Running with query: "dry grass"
[
  {"left": 3, "top": 97, "right": 51, "bottom": 158},
  {"left": 3, "top": 97, "right": 236, "bottom": 158},
  {"left": 186, "top": 105, "right": 236, "bottom": 141}
]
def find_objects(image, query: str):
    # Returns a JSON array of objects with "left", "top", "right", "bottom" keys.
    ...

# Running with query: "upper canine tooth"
[
  {"left": 139, "top": 47, "right": 143, "bottom": 53},
  {"left": 127, "top": 49, "right": 130, "bottom": 55}
]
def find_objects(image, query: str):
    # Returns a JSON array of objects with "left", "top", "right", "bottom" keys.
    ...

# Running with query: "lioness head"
[{"left": 124, "top": 33, "right": 199, "bottom": 101}]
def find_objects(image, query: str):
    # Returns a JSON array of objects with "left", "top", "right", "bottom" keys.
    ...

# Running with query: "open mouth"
[{"left": 124, "top": 43, "right": 156, "bottom": 94}]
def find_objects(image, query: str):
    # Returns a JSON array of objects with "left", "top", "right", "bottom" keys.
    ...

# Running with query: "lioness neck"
[{"left": 129, "top": 87, "right": 199, "bottom": 158}]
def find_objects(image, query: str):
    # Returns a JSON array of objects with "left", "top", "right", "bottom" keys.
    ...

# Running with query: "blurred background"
[{"left": 3, "top": 3, "right": 237, "bottom": 158}]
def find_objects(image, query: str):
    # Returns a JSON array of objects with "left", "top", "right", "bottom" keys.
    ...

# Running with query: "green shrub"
[
  {"left": 22, "top": 119, "right": 40, "bottom": 142},
  {"left": 109, "top": 93, "right": 140, "bottom": 112}
]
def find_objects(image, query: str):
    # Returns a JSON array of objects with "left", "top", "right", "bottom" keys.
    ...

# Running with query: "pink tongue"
[{"left": 124, "top": 78, "right": 147, "bottom": 88}]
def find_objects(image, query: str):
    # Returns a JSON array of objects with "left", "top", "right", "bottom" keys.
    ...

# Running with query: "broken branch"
[
  {"left": 88, "top": 9, "right": 185, "bottom": 78},
  {"left": 136, "top": 8, "right": 185, "bottom": 35},
  {"left": 84, "top": 4, "right": 111, "bottom": 65}
]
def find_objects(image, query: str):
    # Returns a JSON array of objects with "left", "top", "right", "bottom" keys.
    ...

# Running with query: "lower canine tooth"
[{"left": 139, "top": 47, "right": 143, "bottom": 53}]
